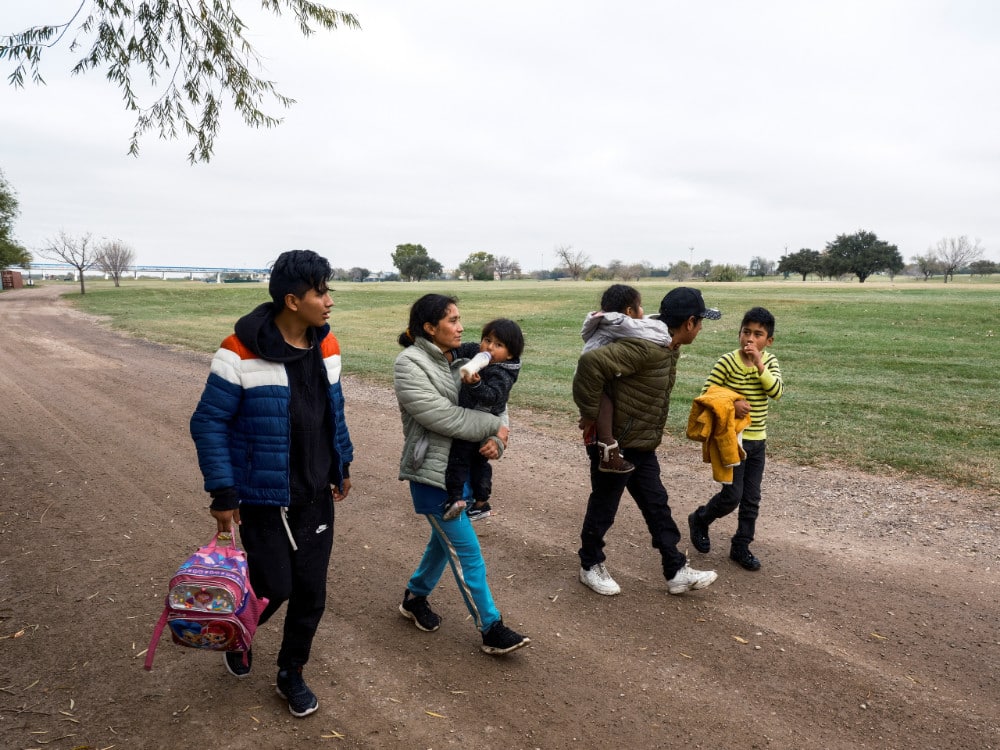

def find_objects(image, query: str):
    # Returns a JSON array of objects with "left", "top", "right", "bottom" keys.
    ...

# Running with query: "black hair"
[
  {"left": 661, "top": 313, "right": 686, "bottom": 330},
  {"left": 600, "top": 284, "right": 642, "bottom": 314},
  {"left": 481, "top": 318, "right": 524, "bottom": 361},
  {"left": 742, "top": 306, "right": 776, "bottom": 337},
  {"left": 268, "top": 250, "right": 332, "bottom": 308},
  {"left": 398, "top": 293, "right": 459, "bottom": 347}
]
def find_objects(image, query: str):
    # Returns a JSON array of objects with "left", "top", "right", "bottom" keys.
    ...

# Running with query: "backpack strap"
[
  {"left": 205, "top": 531, "right": 238, "bottom": 552},
  {"left": 144, "top": 604, "right": 170, "bottom": 671}
]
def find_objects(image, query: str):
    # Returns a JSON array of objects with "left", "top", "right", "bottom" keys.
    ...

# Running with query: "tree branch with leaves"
[
  {"left": 0, "top": 168, "right": 31, "bottom": 269},
  {"left": 1, "top": 1, "right": 360, "bottom": 163}
]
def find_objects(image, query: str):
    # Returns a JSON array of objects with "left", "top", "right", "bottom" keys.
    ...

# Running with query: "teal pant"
[{"left": 406, "top": 482, "right": 500, "bottom": 632}]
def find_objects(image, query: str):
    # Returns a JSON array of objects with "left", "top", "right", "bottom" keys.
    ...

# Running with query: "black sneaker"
[
  {"left": 480, "top": 620, "right": 530, "bottom": 655},
  {"left": 730, "top": 546, "right": 762, "bottom": 571},
  {"left": 466, "top": 501, "right": 492, "bottom": 521},
  {"left": 399, "top": 589, "right": 441, "bottom": 632},
  {"left": 688, "top": 510, "right": 711, "bottom": 554},
  {"left": 224, "top": 649, "right": 252, "bottom": 678},
  {"left": 276, "top": 668, "right": 318, "bottom": 717}
]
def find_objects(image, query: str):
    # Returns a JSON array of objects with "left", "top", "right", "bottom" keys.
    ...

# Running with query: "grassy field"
[{"left": 63, "top": 277, "right": 999, "bottom": 492}]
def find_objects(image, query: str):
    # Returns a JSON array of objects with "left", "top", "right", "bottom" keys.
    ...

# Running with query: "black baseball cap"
[{"left": 658, "top": 287, "right": 722, "bottom": 321}]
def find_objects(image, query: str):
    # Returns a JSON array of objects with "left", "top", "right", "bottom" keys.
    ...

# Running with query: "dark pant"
[
  {"left": 445, "top": 438, "right": 492, "bottom": 503},
  {"left": 238, "top": 495, "right": 334, "bottom": 670},
  {"left": 579, "top": 447, "right": 687, "bottom": 580},
  {"left": 695, "top": 439, "right": 766, "bottom": 547}
]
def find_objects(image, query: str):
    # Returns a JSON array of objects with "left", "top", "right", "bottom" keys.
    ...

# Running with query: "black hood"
[{"left": 233, "top": 302, "right": 329, "bottom": 363}]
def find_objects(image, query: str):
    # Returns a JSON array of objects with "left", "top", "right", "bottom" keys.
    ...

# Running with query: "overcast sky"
[{"left": 2, "top": 1, "right": 999, "bottom": 274}]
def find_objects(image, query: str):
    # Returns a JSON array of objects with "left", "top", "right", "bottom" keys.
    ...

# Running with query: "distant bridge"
[{"left": 20, "top": 262, "right": 271, "bottom": 282}]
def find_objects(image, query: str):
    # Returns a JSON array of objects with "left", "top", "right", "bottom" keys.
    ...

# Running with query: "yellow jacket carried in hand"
[{"left": 686, "top": 385, "right": 752, "bottom": 484}]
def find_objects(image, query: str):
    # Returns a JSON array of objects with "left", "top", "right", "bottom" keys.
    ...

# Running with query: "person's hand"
[
  {"left": 479, "top": 426, "right": 509, "bottom": 459},
  {"left": 332, "top": 478, "right": 352, "bottom": 502},
  {"left": 578, "top": 416, "right": 595, "bottom": 432},
  {"left": 735, "top": 400, "right": 752, "bottom": 419},
  {"left": 461, "top": 370, "right": 481, "bottom": 385},
  {"left": 211, "top": 507, "right": 241, "bottom": 534},
  {"left": 742, "top": 341, "right": 764, "bottom": 371}
]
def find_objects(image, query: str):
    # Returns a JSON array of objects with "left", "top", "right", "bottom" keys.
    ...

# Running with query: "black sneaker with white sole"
[
  {"left": 466, "top": 501, "right": 492, "bottom": 521},
  {"left": 399, "top": 589, "right": 441, "bottom": 632},
  {"left": 224, "top": 649, "right": 252, "bottom": 678},
  {"left": 480, "top": 619, "right": 530, "bottom": 655},
  {"left": 276, "top": 667, "right": 319, "bottom": 717}
]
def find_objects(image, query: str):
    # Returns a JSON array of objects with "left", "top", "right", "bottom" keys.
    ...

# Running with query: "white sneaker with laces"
[
  {"left": 666, "top": 563, "right": 718, "bottom": 595},
  {"left": 579, "top": 563, "right": 621, "bottom": 595}
]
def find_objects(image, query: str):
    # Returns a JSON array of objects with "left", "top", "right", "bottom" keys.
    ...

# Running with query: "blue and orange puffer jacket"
[{"left": 190, "top": 303, "right": 354, "bottom": 507}]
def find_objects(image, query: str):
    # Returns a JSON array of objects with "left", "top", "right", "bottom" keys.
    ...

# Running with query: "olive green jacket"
[
  {"left": 394, "top": 337, "right": 505, "bottom": 490},
  {"left": 573, "top": 338, "right": 680, "bottom": 451}
]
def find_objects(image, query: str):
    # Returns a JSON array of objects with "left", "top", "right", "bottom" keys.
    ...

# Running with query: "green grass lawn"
[{"left": 67, "top": 277, "right": 1000, "bottom": 492}]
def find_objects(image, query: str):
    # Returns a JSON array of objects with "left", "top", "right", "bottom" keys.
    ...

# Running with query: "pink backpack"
[{"left": 145, "top": 533, "right": 268, "bottom": 670}]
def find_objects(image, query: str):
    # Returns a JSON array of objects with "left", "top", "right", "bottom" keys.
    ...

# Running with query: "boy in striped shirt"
[{"left": 688, "top": 307, "right": 783, "bottom": 571}]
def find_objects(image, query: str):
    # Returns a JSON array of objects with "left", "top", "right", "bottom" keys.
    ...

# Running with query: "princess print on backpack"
[{"left": 144, "top": 533, "right": 268, "bottom": 670}]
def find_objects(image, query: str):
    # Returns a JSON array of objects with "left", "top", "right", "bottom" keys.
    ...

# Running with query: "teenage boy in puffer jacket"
[{"left": 190, "top": 249, "right": 354, "bottom": 719}]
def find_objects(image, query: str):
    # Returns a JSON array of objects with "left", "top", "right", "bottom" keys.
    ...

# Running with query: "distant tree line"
[
  {"left": 777, "top": 230, "right": 904, "bottom": 283},
  {"left": 780, "top": 233, "right": 989, "bottom": 283}
]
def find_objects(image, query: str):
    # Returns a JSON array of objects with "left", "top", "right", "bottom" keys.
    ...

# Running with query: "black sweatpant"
[
  {"left": 445, "top": 437, "right": 493, "bottom": 504},
  {"left": 237, "top": 494, "right": 334, "bottom": 670},
  {"left": 579, "top": 447, "right": 687, "bottom": 580}
]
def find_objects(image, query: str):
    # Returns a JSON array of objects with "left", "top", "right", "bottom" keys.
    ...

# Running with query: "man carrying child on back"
[{"left": 574, "top": 286, "right": 720, "bottom": 597}]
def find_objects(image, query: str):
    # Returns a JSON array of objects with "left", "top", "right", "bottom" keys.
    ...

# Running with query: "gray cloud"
[{"left": 2, "top": 0, "right": 997, "bottom": 273}]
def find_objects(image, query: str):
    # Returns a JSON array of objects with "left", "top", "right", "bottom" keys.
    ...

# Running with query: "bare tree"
[
  {"left": 42, "top": 231, "right": 96, "bottom": 294},
  {"left": 748, "top": 256, "right": 774, "bottom": 278},
  {"left": 555, "top": 244, "right": 590, "bottom": 281},
  {"left": 493, "top": 255, "right": 521, "bottom": 280},
  {"left": 623, "top": 263, "right": 648, "bottom": 281},
  {"left": 347, "top": 266, "right": 370, "bottom": 282},
  {"left": 96, "top": 238, "right": 135, "bottom": 287},
  {"left": 932, "top": 236, "right": 985, "bottom": 283},
  {"left": 608, "top": 260, "right": 645, "bottom": 281},
  {"left": 910, "top": 252, "right": 941, "bottom": 281}
]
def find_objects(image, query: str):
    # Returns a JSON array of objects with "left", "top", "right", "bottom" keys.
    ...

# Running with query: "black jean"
[
  {"left": 697, "top": 438, "right": 766, "bottom": 547},
  {"left": 445, "top": 438, "right": 493, "bottom": 503},
  {"left": 238, "top": 494, "right": 334, "bottom": 670},
  {"left": 579, "top": 447, "right": 687, "bottom": 580}
]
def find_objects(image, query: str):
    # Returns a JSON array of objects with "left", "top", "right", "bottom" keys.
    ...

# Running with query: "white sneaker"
[
  {"left": 666, "top": 563, "right": 718, "bottom": 595},
  {"left": 579, "top": 563, "right": 621, "bottom": 596}
]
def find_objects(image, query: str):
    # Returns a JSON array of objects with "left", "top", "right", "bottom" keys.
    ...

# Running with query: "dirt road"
[{"left": 1, "top": 285, "right": 997, "bottom": 749}]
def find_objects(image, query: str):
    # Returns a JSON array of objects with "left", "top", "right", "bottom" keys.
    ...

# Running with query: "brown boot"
[{"left": 597, "top": 441, "right": 634, "bottom": 473}]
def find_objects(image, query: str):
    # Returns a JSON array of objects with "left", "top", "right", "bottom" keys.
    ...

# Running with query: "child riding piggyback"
[{"left": 579, "top": 284, "right": 672, "bottom": 473}]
